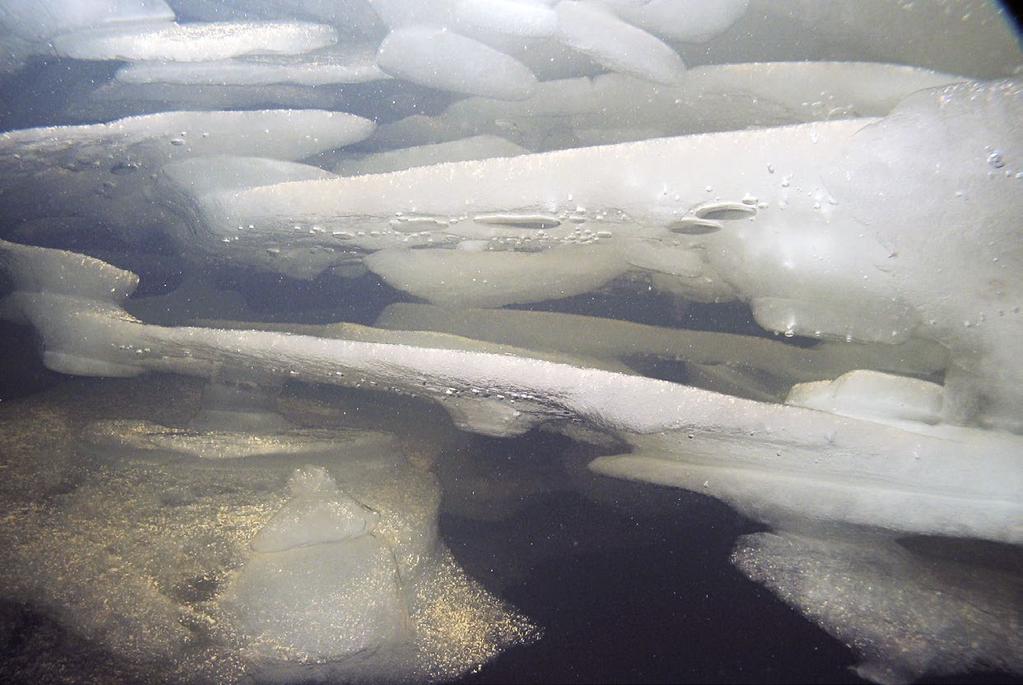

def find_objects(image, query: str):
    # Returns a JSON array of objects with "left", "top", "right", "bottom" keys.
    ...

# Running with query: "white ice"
[{"left": 52, "top": 20, "right": 338, "bottom": 62}]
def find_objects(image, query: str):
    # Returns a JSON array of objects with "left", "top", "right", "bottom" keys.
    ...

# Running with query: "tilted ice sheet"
[
  {"left": 376, "top": 303, "right": 949, "bottom": 393},
  {"left": 613, "top": 0, "right": 749, "bottom": 43},
  {"left": 328, "top": 135, "right": 528, "bottom": 176},
  {"left": 553, "top": 1, "right": 685, "bottom": 85},
  {"left": 376, "top": 26, "right": 539, "bottom": 100},
  {"left": 0, "top": 239, "right": 1020, "bottom": 547},
  {"left": 373, "top": 62, "right": 965, "bottom": 151},
  {"left": 116, "top": 45, "right": 389, "bottom": 85},
  {"left": 52, "top": 20, "right": 338, "bottom": 62},
  {"left": 0, "top": 109, "right": 373, "bottom": 243}
]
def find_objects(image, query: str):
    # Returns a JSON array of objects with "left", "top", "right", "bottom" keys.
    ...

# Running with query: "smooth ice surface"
[
  {"left": 615, "top": 0, "right": 749, "bottom": 43},
  {"left": 554, "top": 1, "right": 686, "bottom": 85},
  {"left": 377, "top": 303, "right": 949, "bottom": 396},
  {"left": 116, "top": 45, "right": 388, "bottom": 85},
  {"left": 52, "top": 20, "right": 338, "bottom": 62},
  {"left": 453, "top": 0, "right": 558, "bottom": 37},
  {"left": 374, "top": 62, "right": 963, "bottom": 151},
  {"left": 376, "top": 26, "right": 538, "bottom": 99},
  {"left": 787, "top": 371, "right": 944, "bottom": 426},
  {"left": 329, "top": 135, "right": 527, "bottom": 175}
]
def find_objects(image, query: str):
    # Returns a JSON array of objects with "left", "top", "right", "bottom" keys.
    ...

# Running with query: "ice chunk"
[
  {"left": 163, "top": 154, "right": 336, "bottom": 191},
  {"left": 329, "top": 135, "right": 527, "bottom": 175},
  {"left": 225, "top": 533, "right": 408, "bottom": 666},
  {"left": 0, "top": 110, "right": 372, "bottom": 242},
  {"left": 187, "top": 317, "right": 632, "bottom": 374},
  {"left": 376, "top": 26, "right": 538, "bottom": 100},
  {"left": 453, "top": 0, "right": 558, "bottom": 37},
  {"left": 554, "top": 1, "right": 685, "bottom": 85},
  {"left": 732, "top": 532, "right": 1023, "bottom": 684},
  {"left": 376, "top": 303, "right": 949, "bottom": 392},
  {"left": 787, "top": 370, "right": 944, "bottom": 426},
  {"left": 3, "top": 240, "right": 1019, "bottom": 545},
  {"left": 364, "top": 244, "right": 628, "bottom": 307},
  {"left": 116, "top": 45, "right": 388, "bottom": 85},
  {"left": 373, "top": 62, "right": 962, "bottom": 151},
  {"left": 52, "top": 20, "right": 338, "bottom": 62},
  {"left": 819, "top": 80, "right": 1023, "bottom": 430},
  {"left": 249, "top": 466, "right": 380, "bottom": 552},
  {"left": 0, "top": 0, "right": 174, "bottom": 43},
  {"left": 187, "top": 381, "right": 292, "bottom": 433},
  {"left": 613, "top": 0, "right": 748, "bottom": 43}
]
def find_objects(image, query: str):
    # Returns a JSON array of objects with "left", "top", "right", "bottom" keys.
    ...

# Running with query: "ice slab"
[
  {"left": 0, "top": 110, "right": 372, "bottom": 242},
  {"left": 185, "top": 80, "right": 1022, "bottom": 428},
  {"left": 329, "top": 135, "right": 527, "bottom": 176},
  {"left": 116, "top": 45, "right": 388, "bottom": 85},
  {"left": 746, "top": 0, "right": 1022, "bottom": 79},
  {"left": 453, "top": 0, "right": 558, "bottom": 38},
  {"left": 376, "top": 303, "right": 949, "bottom": 393},
  {"left": 376, "top": 26, "right": 538, "bottom": 100},
  {"left": 554, "top": 1, "right": 685, "bottom": 85},
  {"left": 0, "top": 0, "right": 175, "bottom": 71},
  {"left": 187, "top": 317, "right": 633, "bottom": 375},
  {"left": 52, "top": 20, "right": 338, "bottom": 62},
  {"left": 374, "top": 62, "right": 964, "bottom": 151},
  {"left": 613, "top": 0, "right": 749, "bottom": 43},
  {"left": 787, "top": 370, "right": 944, "bottom": 426},
  {"left": 732, "top": 532, "right": 1023, "bottom": 684},
  {"left": 1, "top": 239, "right": 1019, "bottom": 545},
  {"left": 364, "top": 244, "right": 629, "bottom": 308}
]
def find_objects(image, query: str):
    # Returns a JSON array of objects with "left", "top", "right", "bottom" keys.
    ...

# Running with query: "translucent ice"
[
  {"left": 376, "top": 26, "right": 538, "bottom": 100},
  {"left": 553, "top": 1, "right": 686, "bottom": 85}
]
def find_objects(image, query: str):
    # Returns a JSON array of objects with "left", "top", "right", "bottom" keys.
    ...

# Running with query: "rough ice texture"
[
  {"left": 376, "top": 26, "right": 538, "bottom": 100},
  {"left": 1, "top": 239, "right": 1020, "bottom": 548},
  {"left": 732, "top": 532, "right": 1023, "bottom": 684},
  {"left": 0, "top": 379, "right": 537, "bottom": 683},
  {"left": 52, "top": 20, "right": 338, "bottom": 62}
]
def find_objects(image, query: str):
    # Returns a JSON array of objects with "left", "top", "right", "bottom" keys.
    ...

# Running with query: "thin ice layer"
[
  {"left": 376, "top": 26, "right": 538, "bottom": 100},
  {"left": 1, "top": 239, "right": 1019, "bottom": 546},
  {"left": 116, "top": 45, "right": 388, "bottom": 85},
  {"left": 373, "top": 62, "right": 964, "bottom": 151},
  {"left": 0, "top": 109, "right": 373, "bottom": 243},
  {"left": 376, "top": 303, "right": 948, "bottom": 391},
  {"left": 52, "top": 20, "right": 337, "bottom": 62},
  {"left": 329, "top": 135, "right": 527, "bottom": 176}
]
